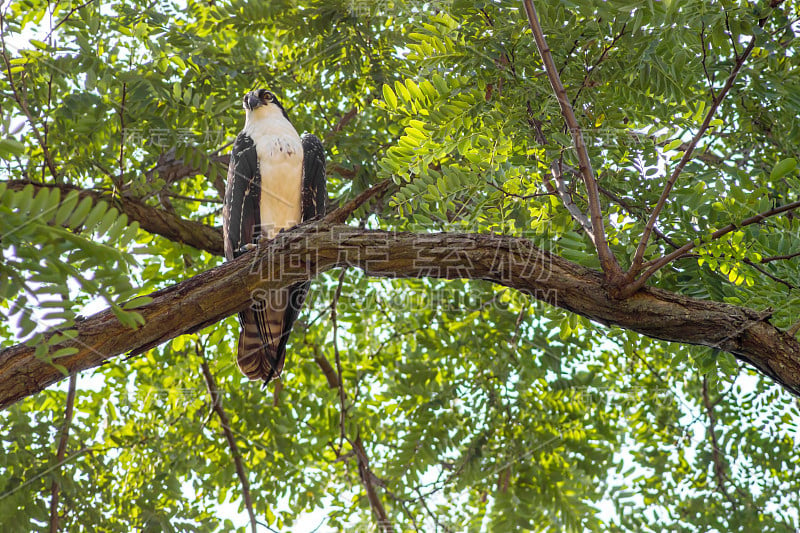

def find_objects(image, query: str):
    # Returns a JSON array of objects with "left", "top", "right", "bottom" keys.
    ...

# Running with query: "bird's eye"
[{"left": 263, "top": 92, "right": 274, "bottom": 102}]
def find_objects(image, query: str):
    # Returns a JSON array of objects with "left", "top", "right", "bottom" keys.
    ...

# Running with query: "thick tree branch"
[
  {"left": 6, "top": 180, "right": 224, "bottom": 256},
  {"left": 522, "top": 0, "right": 623, "bottom": 280},
  {"left": 4, "top": 177, "right": 392, "bottom": 259},
  {"left": 2, "top": 219, "right": 800, "bottom": 409},
  {"left": 313, "top": 348, "right": 340, "bottom": 389}
]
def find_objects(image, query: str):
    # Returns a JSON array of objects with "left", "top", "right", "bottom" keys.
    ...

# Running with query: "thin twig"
[
  {"left": 629, "top": 49, "right": 753, "bottom": 275},
  {"left": 571, "top": 21, "right": 627, "bottom": 107},
  {"left": 621, "top": 197, "right": 800, "bottom": 297},
  {"left": 383, "top": 487, "right": 420, "bottom": 532},
  {"left": 742, "top": 258, "right": 796, "bottom": 290},
  {"left": 598, "top": 186, "right": 797, "bottom": 290},
  {"left": 352, "top": 436, "right": 394, "bottom": 532},
  {"left": 117, "top": 83, "right": 127, "bottom": 190},
  {"left": 724, "top": 10, "right": 740, "bottom": 60},
  {"left": 522, "top": 0, "right": 622, "bottom": 280},
  {"left": 486, "top": 179, "right": 550, "bottom": 200},
  {"left": 162, "top": 192, "right": 223, "bottom": 204},
  {"left": 525, "top": 99, "right": 593, "bottom": 235},
  {"left": 197, "top": 348, "right": 258, "bottom": 533},
  {"left": 325, "top": 268, "right": 393, "bottom": 531},
  {"left": 699, "top": 22, "right": 716, "bottom": 100},
  {"left": 628, "top": 0, "right": 786, "bottom": 280},
  {"left": 700, "top": 377, "right": 756, "bottom": 506},
  {"left": 761, "top": 251, "right": 800, "bottom": 263},
  {"left": 41, "top": 0, "right": 95, "bottom": 43},
  {"left": 49, "top": 373, "right": 77, "bottom": 533},
  {"left": 323, "top": 179, "right": 393, "bottom": 224},
  {"left": 0, "top": 14, "right": 59, "bottom": 180},
  {"left": 548, "top": 159, "right": 593, "bottom": 233},
  {"left": 415, "top": 486, "right": 453, "bottom": 533},
  {"left": 702, "top": 377, "right": 731, "bottom": 502},
  {"left": 334, "top": 107, "right": 358, "bottom": 132},
  {"left": 331, "top": 269, "right": 348, "bottom": 450},
  {"left": 44, "top": 2, "right": 54, "bottom": 183}
]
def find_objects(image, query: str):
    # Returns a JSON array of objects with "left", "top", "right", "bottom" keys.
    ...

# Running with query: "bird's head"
[{"left": 243, "top": 89, "right": 289, "bottom": 121}]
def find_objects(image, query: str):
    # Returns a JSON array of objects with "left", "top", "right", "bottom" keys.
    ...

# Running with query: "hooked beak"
[{"left": 245, "top": 92, "right": 262, "bottom": 111}]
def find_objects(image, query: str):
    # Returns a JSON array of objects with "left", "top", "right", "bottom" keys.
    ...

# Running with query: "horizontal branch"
[
  {"left": 6, "top": 180, "right": 224, "bottom": 256},
  {"left": 6, "top": 174, "right": 388, "bottom": 258},
  {"left": 1, "top": 220, "right": 800, "bottom": 409}
]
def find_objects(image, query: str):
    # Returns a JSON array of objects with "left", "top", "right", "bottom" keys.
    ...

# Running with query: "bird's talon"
[{"left": 233, "top": 243, "right": 257, "bottom": 258}]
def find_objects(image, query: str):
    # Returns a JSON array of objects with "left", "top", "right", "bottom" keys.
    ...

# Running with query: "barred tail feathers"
[{"left": 236, "top": 308, "right": 286, "bottom": 382}]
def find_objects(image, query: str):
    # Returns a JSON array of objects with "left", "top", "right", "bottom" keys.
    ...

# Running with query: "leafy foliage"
[{"left": 1, "top": 0, "right": 800, "bottom": 531}]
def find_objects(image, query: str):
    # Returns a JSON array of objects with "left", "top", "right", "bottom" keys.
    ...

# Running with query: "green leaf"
[
  {"left": 382, "top": 84, "right": 397, "bottom": 109},
  {"left": 770, "top": 157, "right": 797, "bottom": 180},
  {"left": 122, "top": 296, "right": 153, "bottom": 309},
  {"left": 68, "top": 196, "right": 94, "bottom": 229},
  {"left": 94, "top": 206, "right": 119, "bottom": 237},
  {"left": 0, "top": 138, "right": 26, "bottom": 156},
  {"left": 83, "top": 200, "right": 109, "bottom": 230},
  {"left": 663, "top": 138, "right": 683, "bottom": 152},
  {"left": 51, "top": 347, "right": 79, "bottom": 359},
  {"left": 53, "top": 190, "right": 80, "bottom": 227}
]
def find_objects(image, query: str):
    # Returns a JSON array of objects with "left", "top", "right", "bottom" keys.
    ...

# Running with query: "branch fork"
[{"left": 522, "top": 0, "right": 787, "bottom": 299}]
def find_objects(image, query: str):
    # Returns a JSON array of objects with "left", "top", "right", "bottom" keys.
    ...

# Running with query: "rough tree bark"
[{"left": 1, "top": 220, "right": 799, "bottom": 409}]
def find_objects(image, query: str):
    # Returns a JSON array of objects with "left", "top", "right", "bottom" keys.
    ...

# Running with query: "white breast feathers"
[{"left": 243, "top": 105, "right": 304, "bottom": 241}]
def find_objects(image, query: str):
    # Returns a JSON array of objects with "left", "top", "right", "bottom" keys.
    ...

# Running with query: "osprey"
[{"left": 222, "top": 89, "right": 326, "bottom": 383}]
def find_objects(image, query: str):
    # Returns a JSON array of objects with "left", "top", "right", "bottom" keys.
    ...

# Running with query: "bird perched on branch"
[{"left": 222, "top": 89, "right": 327, "bottom": 383}]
